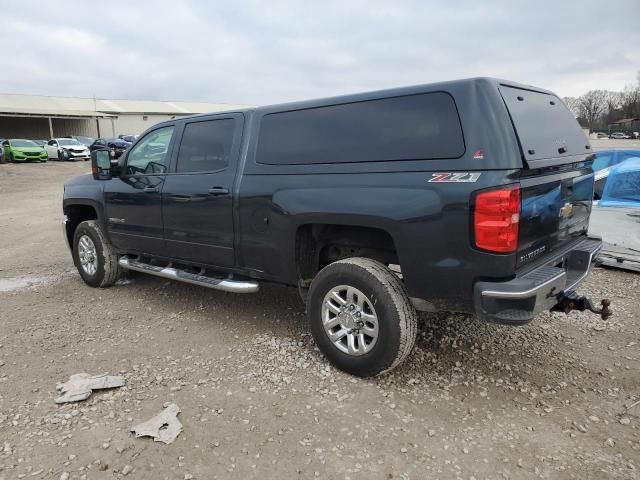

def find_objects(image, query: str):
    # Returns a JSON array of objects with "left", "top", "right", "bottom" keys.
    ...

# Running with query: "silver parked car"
[{"left": 609, "top": 132, "right": 631, "bottom": 139}]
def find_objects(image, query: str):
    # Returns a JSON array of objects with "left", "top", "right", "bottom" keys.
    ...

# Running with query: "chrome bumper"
[{"left": 474, "top": 237, "right": 602, "bottom": 325}]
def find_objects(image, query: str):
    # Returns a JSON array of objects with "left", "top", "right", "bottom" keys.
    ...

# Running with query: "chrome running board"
[{"left": 118, "top": 256, "right": 259, "bottom": 293}]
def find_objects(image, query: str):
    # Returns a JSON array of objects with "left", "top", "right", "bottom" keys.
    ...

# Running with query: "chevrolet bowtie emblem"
[{"left": 559, "top": 202, "right": 573, "bottom": 219}]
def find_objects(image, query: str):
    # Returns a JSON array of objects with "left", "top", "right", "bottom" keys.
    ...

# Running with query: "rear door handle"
[
  {"left": 208, "top": 187, "right": 229, "bottom": 196},
  {"left": 143, "top": 186, "right": 158, "bottom": 193},
  {"left": 170, "top": 194, "right": 192, "bottom": 203}
]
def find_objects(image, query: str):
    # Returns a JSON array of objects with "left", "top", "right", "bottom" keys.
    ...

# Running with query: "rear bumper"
[{"left": 474, "top": 237, "right": 602, "bottom": 324}]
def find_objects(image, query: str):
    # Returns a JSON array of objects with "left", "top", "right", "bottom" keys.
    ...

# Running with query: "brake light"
[{"left": 473, "top": 186, "right": 520, "bottom": 253}]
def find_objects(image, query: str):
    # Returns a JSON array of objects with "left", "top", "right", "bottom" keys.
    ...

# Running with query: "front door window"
[{"left": 125, "top": 126, "right": 174, "bottom": 175}]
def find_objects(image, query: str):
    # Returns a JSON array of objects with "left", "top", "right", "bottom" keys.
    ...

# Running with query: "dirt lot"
[
  {"left": 0, "top": 161, "right": 638, "bottom": 480},
  {"left": 591, "top": 139, "right": 640, "bottom": 150}
]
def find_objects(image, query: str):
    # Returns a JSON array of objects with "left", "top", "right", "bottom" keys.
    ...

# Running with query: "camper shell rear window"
[{"left": 499, "top": 85, "right": 590, "bottom": 163}]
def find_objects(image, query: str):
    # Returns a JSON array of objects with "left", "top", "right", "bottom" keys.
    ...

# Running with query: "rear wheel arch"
[{"left": 294, "top": 223, "right": 401, "bottom": 296}]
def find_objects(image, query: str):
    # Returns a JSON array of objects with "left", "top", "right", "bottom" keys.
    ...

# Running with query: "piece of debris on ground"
[
  {"left": 55, "top": 373, "right": 125, "bottom": 403},
  {"left": 130, "top": 403, "right": 183, "bottom": 444}
]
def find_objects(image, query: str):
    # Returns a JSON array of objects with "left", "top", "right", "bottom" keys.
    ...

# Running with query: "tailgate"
[{"left": 518, "top": 169, "right": 594, "bottom": 267}]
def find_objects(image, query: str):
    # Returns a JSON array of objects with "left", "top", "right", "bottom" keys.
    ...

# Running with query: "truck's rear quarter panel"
[{"left": 239, "top": 169, "right": 524, "bottom": 312}]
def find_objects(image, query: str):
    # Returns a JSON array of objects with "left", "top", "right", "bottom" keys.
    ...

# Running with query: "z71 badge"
[{"left": 428, "top": 172, "right": 481, "bottom": 183}]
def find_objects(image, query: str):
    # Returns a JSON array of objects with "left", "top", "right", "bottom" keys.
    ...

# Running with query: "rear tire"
[
  {"left": 72, "top": 220, "right": 120, "bottom": 288},
  {"left": 307, "top": 258, "right": 417, "bottom": 377}
]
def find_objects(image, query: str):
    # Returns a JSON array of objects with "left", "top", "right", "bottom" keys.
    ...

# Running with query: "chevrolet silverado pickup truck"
[{"left": 62, "top": 78, "right": 610, "bottom": 377}]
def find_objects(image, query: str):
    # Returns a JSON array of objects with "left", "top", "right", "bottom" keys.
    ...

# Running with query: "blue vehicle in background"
[
  {"left": 89, "top": 137, "right": 132, "bottom": 159},
  {"left": 589, "top": 158, "right": 640, "bottom": 272},
  {"left": 598, "top": 159, "right": 640, "bottom": 209},
  {"left": 592, "top": 149, "right": 640, "bottom": 199},
  {"left": 592, "top": 149, "right": 640, "bottom": 171}
]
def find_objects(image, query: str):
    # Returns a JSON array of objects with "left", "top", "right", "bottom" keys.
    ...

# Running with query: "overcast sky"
[{"left": 1, "top": 0, "right": 638, "bottom": 105}]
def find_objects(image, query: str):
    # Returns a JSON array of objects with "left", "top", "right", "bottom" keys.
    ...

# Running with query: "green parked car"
[{"left": 2, "top": 139, "right": 48, "bottom": 162}]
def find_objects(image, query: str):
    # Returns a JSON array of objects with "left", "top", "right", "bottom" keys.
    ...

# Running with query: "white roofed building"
[{"left": 0, "top": 93, "right": 250, "bottom": 140}]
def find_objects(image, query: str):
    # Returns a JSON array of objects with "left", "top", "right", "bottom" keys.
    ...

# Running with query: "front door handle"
[
  {"left": 143, "top": 186, "right": 158, "bottom": 193},
  {"left": 208, "top": 187, "right": 229, "bottom": 196}
]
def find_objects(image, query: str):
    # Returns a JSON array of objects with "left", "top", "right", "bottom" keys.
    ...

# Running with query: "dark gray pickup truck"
[{"left": 62, "top": 77, "right": 610, "bottom": 377}]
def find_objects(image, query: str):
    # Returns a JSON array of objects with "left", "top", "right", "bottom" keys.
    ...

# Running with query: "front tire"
[
  {"left": 72, "top": 220, "right": 120, "bottom": 288},
  {"left": 308, "top": 258, "right": 417, "bottom": 377}
]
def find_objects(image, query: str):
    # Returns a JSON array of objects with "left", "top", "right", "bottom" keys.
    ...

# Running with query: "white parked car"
[
  {"left": 45, "top": 138, "right": 91, "bottom": 161},
  {"left": 609, "top": 132, "right": 631, "bottom": 140}
]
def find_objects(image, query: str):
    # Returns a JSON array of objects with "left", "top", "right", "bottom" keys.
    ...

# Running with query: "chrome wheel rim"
[
  {"left": 78, "top": 235, "right": 98, "bottom": 276},
  {"left": 321, "top": 285, "right": 379, "bottom": 356}
]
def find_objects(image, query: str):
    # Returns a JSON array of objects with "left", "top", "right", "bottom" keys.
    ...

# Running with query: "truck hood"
[{"left": 64, "top": 173, "right": 94, "bottom": 188}]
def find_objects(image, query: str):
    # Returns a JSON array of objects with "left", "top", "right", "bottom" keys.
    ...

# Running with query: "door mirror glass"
[{"left": 92, "top": 149, "right": 112, "bottom": 180}]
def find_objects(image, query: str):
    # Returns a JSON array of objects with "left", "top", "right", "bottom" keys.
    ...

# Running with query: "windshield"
[
  {"left": 11, "top": 140, "right": 38, "bottom": 147},
  {"left": 122, "top": 136, "right": 136, "bottom": 142},
  {"left": 58, "top": 139, "right": 82, "bottom": 146},
  {"left": 74, "top": 136, "right": 94, "bottom": 145}
]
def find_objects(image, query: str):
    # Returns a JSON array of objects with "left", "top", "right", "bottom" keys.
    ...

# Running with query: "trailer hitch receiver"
[{"left": 552, "top": 291, "right": 612, "bottom": 320}]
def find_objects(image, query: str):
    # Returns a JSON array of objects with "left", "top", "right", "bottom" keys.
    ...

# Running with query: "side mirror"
[{"left": 92, "top": 149, "right": 112, "bottom": 180}]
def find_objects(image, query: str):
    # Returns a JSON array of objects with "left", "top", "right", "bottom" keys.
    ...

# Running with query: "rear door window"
[
  {"left": 256, "top": 92, "right": 464, "bottom": 165},
  {"left": 176, "top": 119, "right": 235, "bottom": 173},
  {"left": 499, "top": 85, "right": 590, "bottom": 162}
]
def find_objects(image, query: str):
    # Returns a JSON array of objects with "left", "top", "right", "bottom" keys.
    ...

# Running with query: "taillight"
[{"left": 473, "top": 185, "right": 520, "bottom": 253}]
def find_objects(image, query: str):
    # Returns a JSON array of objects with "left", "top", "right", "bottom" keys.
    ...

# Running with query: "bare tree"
[
  {"left": 605, "top": 91, "right": 624, "bottom": 112},
  {"left": 621, "top": 85, "right": 640, "bottom": 118},
  {"left": 578, "top": 90, "right": 608, "bottom": 132},
  {"left": 563, "top": 96, "right": 581, "bottom": 118}
]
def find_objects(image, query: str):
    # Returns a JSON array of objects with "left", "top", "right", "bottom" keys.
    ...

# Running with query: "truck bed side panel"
[{"left": 238, "top": 170, "right": 519, "bottom": 312}]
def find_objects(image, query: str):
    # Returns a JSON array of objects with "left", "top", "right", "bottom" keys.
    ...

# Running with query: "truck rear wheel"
[
  {"left": 72, "top": 220, "right": 120, "bottom": 288},
  {"left": 307, "top": 258, "right": 417, "bottom": 377}
]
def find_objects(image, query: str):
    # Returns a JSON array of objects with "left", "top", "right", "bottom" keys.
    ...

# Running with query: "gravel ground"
[{"left": 0, "top": 161, "right": 638, "bottom": 480}]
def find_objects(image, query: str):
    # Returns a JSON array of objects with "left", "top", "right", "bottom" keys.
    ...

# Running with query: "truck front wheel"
[
  {"left": 72, "top": 220, "right": 120, "bottom": 288},
  {"left": 307, "top": 258, "right": 417, "bottom": 377}
]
